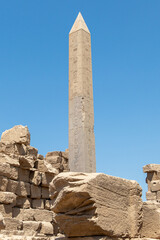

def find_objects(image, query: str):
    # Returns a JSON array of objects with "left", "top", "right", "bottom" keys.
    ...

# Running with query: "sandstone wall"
[{"left": 0, "top": 125, "right": 69, "bottom": 239}]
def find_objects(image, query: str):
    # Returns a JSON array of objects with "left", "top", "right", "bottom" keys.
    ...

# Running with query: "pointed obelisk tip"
[{"left": 69, "top": 12, "right": 90, "bottom": 34}]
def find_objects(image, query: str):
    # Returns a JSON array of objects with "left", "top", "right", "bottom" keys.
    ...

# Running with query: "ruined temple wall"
[{"left": 0, "top": 125, "right": 69, "bottom": 239}]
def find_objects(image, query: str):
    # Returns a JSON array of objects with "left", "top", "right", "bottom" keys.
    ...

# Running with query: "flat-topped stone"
[{"left": 143, "top": 164, "right": 160, "bottom": 173}]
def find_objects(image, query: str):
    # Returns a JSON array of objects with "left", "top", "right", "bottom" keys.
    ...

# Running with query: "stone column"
[{"left": 69, "top": 12, "right": 96, "bottom": 172}]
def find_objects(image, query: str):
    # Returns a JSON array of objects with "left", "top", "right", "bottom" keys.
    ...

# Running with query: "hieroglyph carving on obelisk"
[{"left": 69, "top": 12, "right": 96, "bottom": 172}]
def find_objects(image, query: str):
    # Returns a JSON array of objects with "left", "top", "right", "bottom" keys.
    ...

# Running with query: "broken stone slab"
[
  {"left": 42, "top": 172, "right": 55, "bottom": 187},
  {"left": 141, "top": 201, "right": 160, "bottom": 238},
  {"left": 50, "top": 172, "right": 143, "bottom": 238},
  {"left": 1, "top": 125, "right": 30, "bottom": 146},
  {"left": 0, "top": 153, "right": 20, "bottom": 167},
  {"left": 0, "top": 142, "right": 27, "bottom": 156},
  {"left": 26, "top": 146, "right": 38, "bottom": 159},
  {"left": 30, "top": 170, "right": 42, "bottom": 186},
  {"left": 143, "top": 164, "right": 160, "bottom": 173},
  {"left": 35, "top": 160, "right": 58, "bottom": 175},
  {"left": 0, "top": 192, "right": 16, "bottom": 205},
  {"left": 46, "top": 151, "right": 62, "bottom": 158},
  {"left": 0, "top": 162, "right": 18, "bottom": 180},
  {"left": 19, "top": 156, "right": 35, "bottom": 169}
]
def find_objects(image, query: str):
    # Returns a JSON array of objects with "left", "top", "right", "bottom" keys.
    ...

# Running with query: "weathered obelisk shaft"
[{"left": 69, "top": 13, "right": 96, "bottom": 172}]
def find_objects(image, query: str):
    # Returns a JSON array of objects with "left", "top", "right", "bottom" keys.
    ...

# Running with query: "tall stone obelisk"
[{"left": 69, "top": 12, "right": 96, "bottom": 172}]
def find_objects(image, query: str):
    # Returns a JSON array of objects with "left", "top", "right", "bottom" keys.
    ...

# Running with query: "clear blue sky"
[{"left": 0, "top": 0, "right": 160, "bottom": 200}]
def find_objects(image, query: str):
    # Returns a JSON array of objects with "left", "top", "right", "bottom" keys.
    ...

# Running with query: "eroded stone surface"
[
  {"left": 141, "top": 201, "right": 160, "bottom": 238},
  {"left": 1, "top": 125, "right": 30, "bottom": 146},
  {"left": 50, "top": 172, "right": 143, "bottom": 238}
]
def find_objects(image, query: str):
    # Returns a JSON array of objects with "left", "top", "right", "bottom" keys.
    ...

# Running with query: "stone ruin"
[
  {"left": 0, "top": 125, "right": 159, "bottom": 240},
  {"left": 0, "top": 125, "right": 69, "bottom": 240}
]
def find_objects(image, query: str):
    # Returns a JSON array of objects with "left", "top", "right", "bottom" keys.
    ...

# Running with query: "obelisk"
[{"left": 69, "top": 12, "right": 96, "bottom": 172}]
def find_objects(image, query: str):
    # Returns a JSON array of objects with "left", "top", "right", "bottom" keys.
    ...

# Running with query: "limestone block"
[
  {"left": 23, "top": 221, "right": 41, "bottom": 233},
  {"left": 141, "top": 202, "right": 160, "bottom": 238},
  {"left": 0, "top": 153, "right": 20, "bottom": 167},
  {"left": 45, "top": 200, "right": 52, "bottom": 210},
  {"left": 34, "top": 209, "right": 53, "bottom": 222},
  {"left": 146, "top": 191, "right": 157, "bottom": 200},
  {"left": 19, "top": 156, "right": 35, "bottom": 169},
  {"left": 0, "top": 192, "right": 16, "bottom": 206},
  {"left": 40, "top": 222, "right": 54, "bottom": 235},
  {"left": 18, "top": 168, "right": 30, "bottom": 182},
  {"left": 50, "top": 172, "right": 143, "bottom": 238},
  {"left": 150, "top": 180, "right": 160, "bottom": 192},
  {"left": 16, "top": 197, "right": 31, "bottom": 208},
  {"left": 16, "top": 181, "right": 30, "bottom": 197},
  {"left": 1, "top": 125, "right": 30, "bottom": 145},
  {"left": 42, "top": 172, "right": 55, "bottom": 187},
  {"left": 0, "top": 204, "right": 12, "bottom": 217},
  {"left": 143, "top": 164, "right": 160, "bottom": 173},
  {"left": 31, "top": 185, "right": 41, "bottom": 199},
  {"left": 42, "top": 187, "right": 49, "bottom": 199},
  {"left": 46, "top": 151, "right": 61, "bottom": 158},
  {"left": 35, "top": 160, "right": 58, "bottom": 175},
  {"left": 0, "top": 192, "right": 16, "bottom": 205},
  {"left": 12, "top": 208, "right": 35, "bottom": 221},
  {"left": 0, "top": 176, "right": 8, "bottom": 191},
  {"left": 26, "top": 146, "right": 38, "bottom": 159},
  {"left": 32, "top": 199, "right": 44, "bottom": 209},
  {"left": 0, "top": 142, "right": 26, "bottom": 156},
  {"left": 0, "top": 213, "right": 5, "bottom": 230},
  {"left": 30, "top": 170, "right": 42, "bottom": 185},
  {"left": 7, "top": 179, "right": 18, "bottom": 193},
  {"left": 0, "top": 162, "right": 18, "bottom": 180},
  {"left": 4, "top": 218, "right": 22, "bottom": 230},
  {"left": 46, "top": 156, "right": 62, "bottom": 165}
]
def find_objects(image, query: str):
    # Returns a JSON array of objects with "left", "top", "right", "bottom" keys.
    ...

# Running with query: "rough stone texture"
[
  {"left": 143, "top": 164, "right": 160, "bottom": 203},
  {"left": 69, "top": 13, "right": 96, "bottom": 172},
  {"left": 50, "top": 172, "right": 142, "bottom": 238},
  {"left": 40, "top": 222, "right": 54, "bottom": 235},
  {"left": 141, "top": 201, "right": 160, "bottom": 238},
  {"left": 0, "top": 192, "right": 16, "bottom": 205},
  {"left": 143, "top": 164, "right": 160, "bottom": 173},
  {"left": 0, "top": 125, "right": 69, "bottom": 239},
  {"left": 1, "top": 125, "right": 30, "bottom": 146},
  {"left": 0, "top": 213, "right": 5, "bottom": 230}
]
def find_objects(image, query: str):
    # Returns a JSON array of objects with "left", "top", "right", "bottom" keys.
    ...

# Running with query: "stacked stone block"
[
  {"left": 143, "top": 164, "right": 160, "bottom": 202},
  {"left": 0, "top": 125, "right": 69, "bottom": 239}
]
